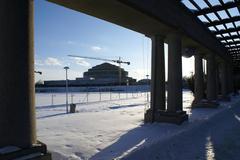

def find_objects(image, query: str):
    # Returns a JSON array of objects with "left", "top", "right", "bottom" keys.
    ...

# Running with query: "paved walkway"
[{"left": 124, "top": 100, "right": 240, "bottom": 160}]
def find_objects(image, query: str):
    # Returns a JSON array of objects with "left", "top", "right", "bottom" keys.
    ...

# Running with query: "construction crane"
[
  {"left": 34, "top": 71, "right": 42, "bottom": 75},
  {"left": 68, "top": 55, "right": 130, "bottom": 86}
]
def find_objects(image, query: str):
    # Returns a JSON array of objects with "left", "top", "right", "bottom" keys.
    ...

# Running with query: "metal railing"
[{"left": 36, "top": 89, "right": 150, "bottom": 108}]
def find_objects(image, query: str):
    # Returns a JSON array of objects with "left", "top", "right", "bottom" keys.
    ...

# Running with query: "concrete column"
[
  {"left": 167, "top": 33, "right": 182, "bottom": 112},
  {"left": 0, "top": 0, "right": 36, "bottom": 147},
  {"left": 216, "top": 63, "right": 219, "bottom": 96},
  {"left": 206, "top": 54, "right": 217, "bottom": 101},
  {"left": 220, "top": 61, "right": 228, "bottom": 97},
  {"left": 193, "top": 53, "right": 204, "bottom": 104},
  {"left": 151, "top": 35, "right": 166, "bottom": 113},
  {"left": 227, "top": 64, "right": 234, "bottom": 94}
]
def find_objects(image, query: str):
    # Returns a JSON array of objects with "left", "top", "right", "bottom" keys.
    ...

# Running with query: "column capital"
[
  {"left": 150, "top": 34, "right": 166, "bottom": 41},
  {"left": 166, "top": 31, "right": 182, "bottom": 42},
  {"left": 206, "top": 53, "right": 214, "bottom": 58},
  {"left": 206, "top": 53, "right": 217, "bottom": 62},
  {"left": 195, "top": 51, "right": 205, "bottom": 57},
  {"left": 182, "top": 47, "right": 197, "bottom": 58}
]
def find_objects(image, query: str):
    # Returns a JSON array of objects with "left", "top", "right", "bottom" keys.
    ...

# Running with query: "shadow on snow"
[{"left": 91, "top": 101, "right": 240, "bottom": 160}]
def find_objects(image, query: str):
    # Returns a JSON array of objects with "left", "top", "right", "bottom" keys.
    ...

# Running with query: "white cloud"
[
  {"left": 67, "top": 40, "right": 77, "bottom": 45},
  {"left": 35, "top": 59, "right": 44, "bottom": 66},
  {"left": 34, "top": 68, "right": 83, "bottom": 82},
  {"left": 71, "top": 57, "right": 91, "bottom": 67},
  {"left": 91, "top": 46, "right": 102, "bottom": 52},
  {"left": 45, "top": 57, "right": 62, "bottom": 66},
  {"left": 129, "top": 69, "right": 148, "bottom": 81}
]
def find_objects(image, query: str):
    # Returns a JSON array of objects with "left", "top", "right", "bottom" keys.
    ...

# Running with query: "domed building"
[
  {"left": 80, "top": 63, "right": 136, "bottom": 85},
  {"left": 43, "top": 63, "right": 136, "bottom": 87}
]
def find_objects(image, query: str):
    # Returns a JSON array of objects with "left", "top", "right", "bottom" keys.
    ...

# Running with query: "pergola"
[
  {"left": 0, "top": 1, "right": 239, "bottom": 159},
  {"left": 181, "top": 0, "right": 240, "bottom": 73}
]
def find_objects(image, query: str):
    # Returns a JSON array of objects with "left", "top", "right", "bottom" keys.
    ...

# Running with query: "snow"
[
  {"left": 36, "top": 90, "right": 240, "bottom": 160},
  {"left": 124, "top": 95, "right": 240, "bottom": 160},
  {"left": 36, "top": 94, "right": 149, "bottom": 160}
]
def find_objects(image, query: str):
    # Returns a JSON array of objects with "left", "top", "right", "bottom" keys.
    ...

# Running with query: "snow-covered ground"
[
  {"left": 124, "top": 96, "right": 240, "bottom": 160},
  {"left": 36, "top": 90, "right": 240, "bottom": 160}
]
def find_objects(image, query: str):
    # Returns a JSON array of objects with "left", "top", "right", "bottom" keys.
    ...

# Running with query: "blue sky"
[{"left": 34, "top": 0, "right": 194, "bottom": 82}]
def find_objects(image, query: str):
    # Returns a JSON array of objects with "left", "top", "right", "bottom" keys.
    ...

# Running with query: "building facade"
[{"left": 43, "top": 63, "right": 136, "bottom": 87}]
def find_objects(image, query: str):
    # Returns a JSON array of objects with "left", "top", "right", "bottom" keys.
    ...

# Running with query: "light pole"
[
  {"left": 64, "top": 66, "right": 69, "bottom": 113},
  {"left": 146, "top": 74, "right": 149, "bottom": 103},
  {"left": 126, "top": 79, "right": 129, "bottom": 99},
  {"left": 51, "top": 94, "right": 56, "bottom": 106},
  {"left": 71, "top": 94, "right": 74, "bottom": 104}
]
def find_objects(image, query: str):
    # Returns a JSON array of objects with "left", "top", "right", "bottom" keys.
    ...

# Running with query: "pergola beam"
[
  {"left": 229, "top": 52, "right": 240, "bottom": 55},
  {"left": 223, "top": 41, "right": 240, "bottom": 46},
  {"left": 184, "top": 0, "right": 240, "bottom": 71},
  {"left": 194, "top": 1, "right": 240, "bottom": 15},
  {"left": 213, "top": 27, "right": 240, "bottom": 34},
  {"left": 205, "top": 16, "right": 240, "bottom": 27},
  {"left": 218, "top": 35, "right": 240, "bottom": 41},
  {"left": 227, "top": 47, "right": 240, "bottom": 51}
]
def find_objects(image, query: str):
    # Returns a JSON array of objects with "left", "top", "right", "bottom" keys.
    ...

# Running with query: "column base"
[
  {"left": 192, "top": 99, "right": 219, "bottom": 108},
  {"left": 154, "top": 110, "right": 188, "bottom": 125},
  {"left": 191, "top": 99, "right": 201, "bottom": 106},
  {"left": 218, "top": 95, "right": 231, "bottom": 102},
  {"left": 233, "top": 91, "right": 239, "bottom": 96},
  {"left": 145, "top": 109, "right": 188, "bottom": 125},
  {"left": 0, "top": 141, "right": 52, "bottom": 160},
  {"left": 144, "top": 109, "right": 154, "bottom": 123}
]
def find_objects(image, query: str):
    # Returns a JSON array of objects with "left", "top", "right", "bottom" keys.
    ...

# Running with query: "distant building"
[
  {"left": 43, "top": 63, "right": 136, "bottom": 87},
  {"left": 82, "top": 63, "right": 135, "bottom": 85},
  {"left": 137, "top": 79, "right": 151, "bottom": 85}
]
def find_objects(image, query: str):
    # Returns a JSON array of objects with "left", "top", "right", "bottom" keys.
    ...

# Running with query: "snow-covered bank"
[{"left": 36, "top": 91, "right": 240, "bottom": 160}]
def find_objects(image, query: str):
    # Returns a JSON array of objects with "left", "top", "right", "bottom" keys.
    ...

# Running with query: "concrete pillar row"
[
  {"left": 145, "top": 34, "right": 166, "bottom": 122},
  {"left": 145, "top": 32, "right": 188, "bottom": 124},
  {"left": 166, "top": 32, "right": 183, "bottom": 112},
  {"left": 206, "top": 54, "right": 217, "bottom": 101},
  {"left": 219, "top": 61, "right": 228, "bottom": 98},
  {"left": 193, "top": 52, "right": 204, "bottom": 105},
  {"left": 227, "top": 64, "right": 234, "bottom": 94},
  {"left": 216, "top": 62, "right": 220, "bottom": 96},
  {"left": 150, "top": 35, "right": 166, "bottom": 114},
  {"left": 0, "top": 0, "right": 36, "bottom": 148}
]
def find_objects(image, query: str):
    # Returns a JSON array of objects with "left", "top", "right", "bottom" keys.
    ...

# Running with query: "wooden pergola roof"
[{"left": 181, "top": 0, "right": 240, "bottom": 72}]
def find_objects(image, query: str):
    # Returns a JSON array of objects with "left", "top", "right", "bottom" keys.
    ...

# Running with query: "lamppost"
[
  {"left": 126, "top": 79, "right": 129, "bottom": 99},
  {"left": 146, "top": 74, "right": 149, "bottom": 103},
  {"left": 64, "top": 66, "right": 69, "bottom": 113}
]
